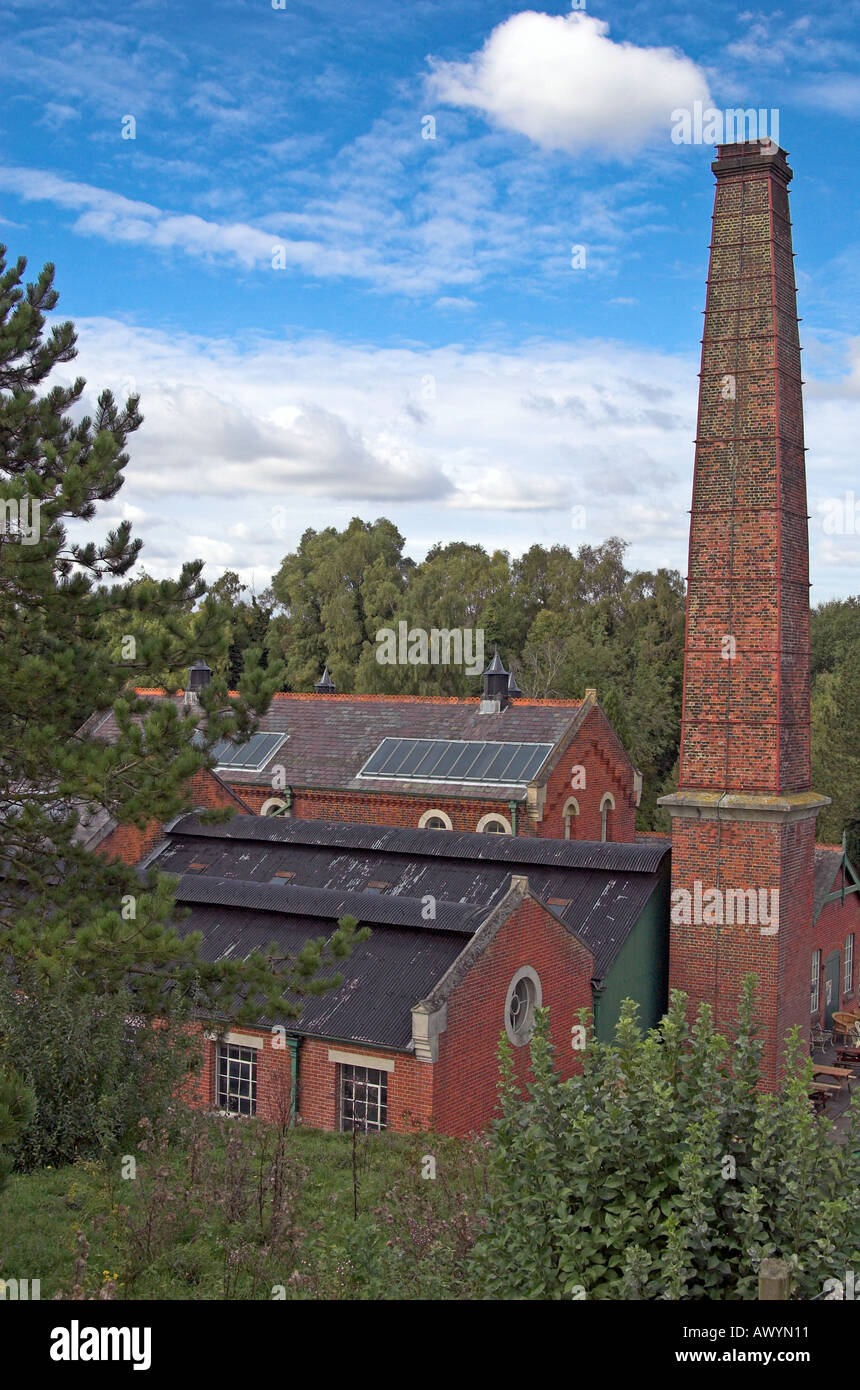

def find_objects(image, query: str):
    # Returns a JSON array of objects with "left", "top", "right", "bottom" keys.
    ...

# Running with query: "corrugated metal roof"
[
  {"left": 175, "top": 874, "right": 484, "bottom": 934},
  {"left": 174, "top": 902, "right": 467, "bottom": 1050},
  {"left": 168, "top": 814, "right": 670, "bottom": 873},
  {"left": 153, "top": 817, "right": 668, "bottom": 983}
]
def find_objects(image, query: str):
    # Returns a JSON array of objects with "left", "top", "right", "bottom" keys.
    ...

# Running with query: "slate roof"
[
  {"left": 78, "top": 691, "right": 588, "bottom": 798},
  {"left": 154, "top": 815, "right": 669, "bottom": 986},
  {"left": 811, "top": 846, "right": 860, "bottom": 922},
  {"left": 813, "top": 849, "right": 842, "bottom": 920}
]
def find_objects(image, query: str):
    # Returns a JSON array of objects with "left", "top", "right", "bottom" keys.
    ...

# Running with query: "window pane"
[
  {"left": 426, "top": 742, "right": 469, "bottom": 778},
  {"left": 461, "top": 742, "right": 506, "bottom": 781},
  {"left": 361, "top": 739, "right": 399, "bottom": 776}
]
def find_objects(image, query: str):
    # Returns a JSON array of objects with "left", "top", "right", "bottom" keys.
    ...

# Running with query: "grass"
[{"left": 0, "top": 1118, "right": 489, "bottom": 1300}]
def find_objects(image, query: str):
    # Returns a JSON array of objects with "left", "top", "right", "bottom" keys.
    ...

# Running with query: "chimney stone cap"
[{"left": 712, "top": 140, "right": 792, "bottom": 183}]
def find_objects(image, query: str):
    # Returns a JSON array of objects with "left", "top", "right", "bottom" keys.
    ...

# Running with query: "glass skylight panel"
[
  {"left": 360, "top": 739, "right": 401, "bottom": 776},
  {"left": 461, "top": 742, "right": 505, "bottom": 781},
  {"left": 520, "top": 745, "right": 553, "bottom": 781},
  {"left": 426, "top": 741, "right": 469, "bottom": 778},
  {"left": 358, "top": 738, "right": 555, "bottom": 785},
  {"left": 379, "top": 738, "right": 422, "bottom": 776},
  {"left": 496, "top": 745, "right": 536, "bottom": 782},
  {"left": 482, "top": 743, "right": 523, "bottom": 781},
  {"left": 213, "top": 731, "right": 286, "bottom": 771}
]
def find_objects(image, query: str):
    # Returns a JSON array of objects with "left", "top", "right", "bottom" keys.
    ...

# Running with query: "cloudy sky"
[{"left": 1, "top": 0, "right": 858, "bottom": 598}]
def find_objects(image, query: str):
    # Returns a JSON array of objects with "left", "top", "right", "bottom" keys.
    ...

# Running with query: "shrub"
[
  {"left": 470, "top": 978, "right": 860, "bottom": 1300},
  {"left": 0, "top": 977, "right": 197, "bottom": 1170}
]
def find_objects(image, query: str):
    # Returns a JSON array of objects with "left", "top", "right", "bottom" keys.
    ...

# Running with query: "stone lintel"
[{"left": 658, "top": 789, "right": 830, "bottom": 825}]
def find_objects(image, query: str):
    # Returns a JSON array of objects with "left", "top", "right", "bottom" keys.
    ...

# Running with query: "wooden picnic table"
[
  {"left": 809, "top": 1080, "right": 840, "bottom": 1113},
  {"left": 836, "top": 1045, "right": 860, "bottom": 1065},
  {"left": 812, "top": 1064, "right": 854, "bottom": 1091}
]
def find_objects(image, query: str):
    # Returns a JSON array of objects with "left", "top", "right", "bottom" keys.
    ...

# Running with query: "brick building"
[
  {"left": 72, "top": 139, "right": 858, "bottom": 1129},
  {"left": 809, "top": 845, "right": 860, "bottom": 1033},
  {"left": 142, "top": 815, "right": 670, "bottom": 1135},
  {"left": 79, "top": 659, "right": 641, "bottom": 844}
]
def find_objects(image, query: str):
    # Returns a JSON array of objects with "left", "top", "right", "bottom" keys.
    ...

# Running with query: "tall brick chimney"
[{"left": 659, "top": 141, "right": 829, "bottom": 1087}]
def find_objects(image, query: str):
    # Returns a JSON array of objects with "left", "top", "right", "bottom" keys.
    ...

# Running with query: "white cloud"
[
  {"left": 427, "top": 11, "right": 710, "bottom": 156},
  {"left": 54, "top": 317, "right": 859, "bottom": 602}
]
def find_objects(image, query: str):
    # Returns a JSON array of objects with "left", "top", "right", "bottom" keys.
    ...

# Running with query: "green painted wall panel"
[{"left": 593, "top": 860, "right": 671, "bottom": 1042}]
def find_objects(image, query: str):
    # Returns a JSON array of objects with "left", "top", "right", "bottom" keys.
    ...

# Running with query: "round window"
[{"left": 504, "top": 967, "right": 542, "bottom": 1046}]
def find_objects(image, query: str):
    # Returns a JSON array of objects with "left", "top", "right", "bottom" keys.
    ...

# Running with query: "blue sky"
[{"left": 1, "top": 0, "right": 858, "bottom": 599}]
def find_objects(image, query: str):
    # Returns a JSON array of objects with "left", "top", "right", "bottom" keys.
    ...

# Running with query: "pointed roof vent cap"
[
  {"left": 481, "top": 647, "right": 509, "bottom": 708},
  {"left": 507, "top": 668, "right": 523, "bottom": 700},
  {"left": 185, "top": 659, "right": 213, "bottom": 704},
  {"left": 314, "top": 665, "right": 336, "bottom": 694}
]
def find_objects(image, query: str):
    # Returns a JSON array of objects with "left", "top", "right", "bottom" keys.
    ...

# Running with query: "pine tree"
[{"left": 0, "top": 248, "right": 363, "bottom": 1021}]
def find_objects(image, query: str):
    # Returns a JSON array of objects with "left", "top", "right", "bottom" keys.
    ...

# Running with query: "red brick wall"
[
  {"left": 431, "top": 894, "right": 594, "bottom": 1137},
  {"left": 186, "top": 1024, "right": 432, "bottom": 1133},
  {"left": 224, "top": 705, "right": 637, "bottom": 843},
  {"left": 232, "top": 783, "right": 527, "bottom": 836},
  {"left": 810, "top": 865, "right": 860, "bottom": 1024},
  {"left": 297, "top": 1039, "right": 433, "bottom": 1133},
  {"left": 178, "top": 895, "right": 595, "bottom": 1138},
  {"left": 188, "top": 1024, "right": 294, "bottom": 1125},
  {"left": 95, "top": 769, "right": 251, "bottom": 865},
  {"left": 539, "top": 706, "right": 636, "bottom": 841},
  {"left": 668, "top": 814, "right": 816, "bottom": 1087}
]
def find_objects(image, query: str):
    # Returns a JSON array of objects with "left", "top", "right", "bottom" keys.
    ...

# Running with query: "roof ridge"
[
  {"left": 169, "top": 814, "right": 669, "bottom": 872},
  {"left": 132, "top": 688, "right": 583, "bottom": 708},
  {"left": 175, "top": 873, "right": 482, "bottom": 933}
]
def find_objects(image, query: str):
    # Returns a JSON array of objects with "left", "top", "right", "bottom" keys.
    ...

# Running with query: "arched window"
[
  {"left": 260, "top": 797, "right": 288, "bottom": 816},
  {"left": 419, "top": 808, "right": 453, "bottom": 830},
  {"left": 562, "top": 797, "right": 580, "bottom": 841},
  {"left": 600, "top": 793, "right": 615, "bottom": 843},
  {"left": 476, "top": 812, "right": 512, "bottom": 835}
]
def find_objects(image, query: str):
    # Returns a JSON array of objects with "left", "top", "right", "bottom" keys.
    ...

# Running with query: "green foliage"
[
  {"left": 0, "top": 976, "right": 198, "bottom": 1170},
  {"left": 0, "top": 1066, "right": 35, "bottom": 1195},
  {"left": 269, "top": 516, "right": 412, "bottom": 691},
  {"left": 2, "top": 1121, "right": 488, "bottom": 1299},
  {"left": 812, "top": 606, "right": 860, "bottom": 858},
  {"left": 0, "top": 248, "right": 364, "bottom": 1040},
  {"left": 470, "top": 981, "right": 860, "bottom": 1300}
]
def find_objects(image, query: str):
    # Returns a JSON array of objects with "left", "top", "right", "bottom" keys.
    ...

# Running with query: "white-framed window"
[
  {"left": 418, "top": 808, "right": 453, "bottom": 830},
  {"left": 260, "top": 797, "right": 288, "bottom": 816},
  {"left": 339, "top": 1064, "right": 388, "bottom": 1132},
  {"left": 811, "top": 950, "right": 821, "bottom": 1015},
  {"left": 476, "top": 812, "right": 512, "bottom": 835},
  {"left": 216, "top": 1042, "right": 258, "bottom": 1116},
  {"left": 845, "top": 935, "right": 855, "bottom": 994},
  {"left": 600, "top": 793, "right": 615, "bottom": 843},
  {"left": 504, "top": 966, "right": 542, "bottom": 1047},
  {"left": 562, "top": 797, "right": 580, "bottom": 840}
]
